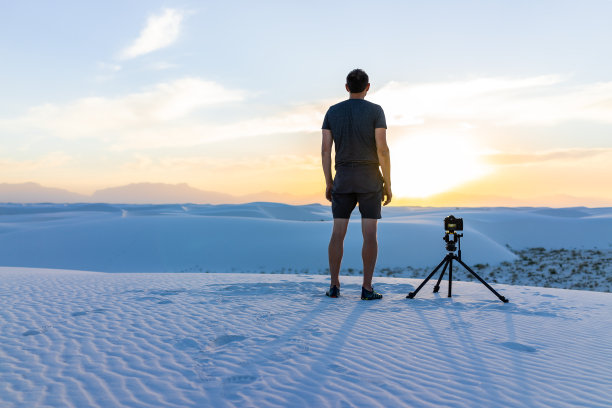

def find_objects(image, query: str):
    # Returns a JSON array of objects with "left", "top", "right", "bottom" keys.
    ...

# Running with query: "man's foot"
[
  {"left": 326, "top": 285, "right": 340, "bottom": 298},
  {"left": 361, "top": 286, "right": 383, "bottom": 300}
]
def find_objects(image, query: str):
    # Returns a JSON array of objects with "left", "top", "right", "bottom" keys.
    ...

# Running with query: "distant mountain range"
[
  {"left": 1, "top": 182, "right": 610, "bottom": 207},
  {"left": 0, "top": 182, "right": 322, "bottom": 205},
  {"left": 0, "top": 182, "right": 89, "bottom": 203}
]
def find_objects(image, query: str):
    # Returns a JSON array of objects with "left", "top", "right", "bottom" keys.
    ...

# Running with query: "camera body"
[{"left": 444, "top": 215, "right": 463, "bottom": 233}]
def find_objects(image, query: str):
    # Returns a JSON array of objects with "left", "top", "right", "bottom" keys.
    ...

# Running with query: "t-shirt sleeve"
[
  {"left": 322, "top": 110, "right": 331, "bottom": 130},
  {"left": 374, "top": 106, "right": 387, "bottom": 129}
]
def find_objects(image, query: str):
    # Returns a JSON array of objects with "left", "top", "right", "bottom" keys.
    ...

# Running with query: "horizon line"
[{"left": 1, "top": 180, "right": 612, "bottom": 208}]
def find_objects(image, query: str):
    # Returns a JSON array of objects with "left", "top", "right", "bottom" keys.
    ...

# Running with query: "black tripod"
[{"left": 407, "top": 231, "right": 508, "bottom": 303}]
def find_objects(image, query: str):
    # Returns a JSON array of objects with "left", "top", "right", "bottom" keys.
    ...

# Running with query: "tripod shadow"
[{"left": 409, "top": 291, "right": 536, "bottom": 406}]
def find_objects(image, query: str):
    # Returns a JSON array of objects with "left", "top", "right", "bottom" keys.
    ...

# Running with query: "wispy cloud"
[
  {"left": 3, "top": 75, "right": 612, "bottom": 152},
  {"left": 370, "top": 76, "right": 612, "bottom": 126},
  {"left": 0, "top": 77, "right": 246, "bottom": 141},
  {"left": 485, "top": 148, "right": 611, "bottom": 165},
  {"left": 119, "top": 8, "right": 184, "bottom": 60}
]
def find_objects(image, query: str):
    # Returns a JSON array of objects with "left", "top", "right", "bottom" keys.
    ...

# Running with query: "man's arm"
[
  {"left": 375, "top": 128, "right": 392, "bottom": 206},
  {"left": 321, "top": 129, "right": 334, "bottom": 202}
]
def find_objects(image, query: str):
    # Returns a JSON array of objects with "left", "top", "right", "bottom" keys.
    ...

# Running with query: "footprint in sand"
[
  {"left": 255, "top": 312, "right": 274, "bottom": 323},
  {"left": 71, "top": 308, "right": 107, "bottom": 317},
  {"left": 288, "top": 337, "right": 310, "bottom": 354},
  {"left": 213, "top": 334, "right": 246, "bottom": 347},
  {"left": 498, "top": 341, "right": 537, "bottom": 353},
  {"left": 150, "top": 288, "right": 186, "bottom": 296},
  {"left": 223, "top": 374, "right": 258, "bottom": 384},
  {"left": 328, "top": 363, "right": 350, "bottom": 373},
  {"left": 135, "top": 296, "right": 159, "bottom": 301},
  {"left": 175, "top": 337, "right": 200, "bottom": 350}
]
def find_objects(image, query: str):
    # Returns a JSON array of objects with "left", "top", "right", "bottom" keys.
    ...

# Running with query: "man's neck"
[{"left": 349, "top": 92, "right": 367, "bottom": 99}]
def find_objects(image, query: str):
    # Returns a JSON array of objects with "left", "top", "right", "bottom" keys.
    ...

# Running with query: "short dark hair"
[{"left": 346, "top": 69, "right": 369, "bottom": 93}]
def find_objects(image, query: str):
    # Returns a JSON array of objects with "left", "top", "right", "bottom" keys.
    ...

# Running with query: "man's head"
[{"left": 346, "top": 69, "right": 370, "bottom": 94}]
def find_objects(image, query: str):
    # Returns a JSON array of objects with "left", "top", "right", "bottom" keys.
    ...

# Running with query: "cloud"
[
  {"left": 3, "top": 75, "right": 612, "bottom": 152},
  {"left": 119, "top": 9, "right": 183, "bottom": 60},
  {"left": 0, "top": 79, "right": 326, "bottom": 150},
  {"left": 370, "top": 75, "right": 612, "bottom": 126},
  {"left": 485, "top": 148, "right": 611, "bottom": 165},
  {"left": 0, "top": 77, "right": 247, "bottom": 141},
  {"left": 106, "top": 101, "right": 330, "bottom": 150}
]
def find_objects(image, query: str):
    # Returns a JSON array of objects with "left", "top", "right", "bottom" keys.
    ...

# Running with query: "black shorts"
[
  {"left": 331, "top": 164, "right": 384, "bottom": 219},
  {"left": 332, "top": 190, "right": 382, "bottom": 219}
]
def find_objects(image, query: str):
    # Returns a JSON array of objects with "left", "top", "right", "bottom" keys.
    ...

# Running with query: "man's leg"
[
  {"left": 361, "top": 218, "right": 378, "bottom": 291},
  {"left": 329, "top": 218, "right": 349, "bottom": 288}
]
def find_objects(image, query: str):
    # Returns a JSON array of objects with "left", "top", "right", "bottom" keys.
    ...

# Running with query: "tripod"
[{"left": 407, "top": 232, "right": 508, "bottom": 303}]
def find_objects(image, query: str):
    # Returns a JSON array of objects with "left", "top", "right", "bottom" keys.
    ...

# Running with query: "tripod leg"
[
  {"left": 407, "top": 256, "right": 448, "bottom": 299},
  {"left": 433, "top": 260, "right": 449, "bottom": 293},
  {"left": 455, "top": 258, "right": 509, "bottom": 303},
  {"left": 448, "top": 257, "right": 453, "bottom": 297}
]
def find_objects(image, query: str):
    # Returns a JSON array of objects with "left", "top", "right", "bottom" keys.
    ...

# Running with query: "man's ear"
[
  {"left": 365, "top": 83, "right": 370, "bottom": 92},
  {"left": 345, "top": 84, "right": 350, "bottom": 93}
]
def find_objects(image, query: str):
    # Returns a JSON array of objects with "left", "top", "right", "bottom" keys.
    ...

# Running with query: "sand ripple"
[{"left": 1, "top": 268, "right": 611, "bottom": 407}]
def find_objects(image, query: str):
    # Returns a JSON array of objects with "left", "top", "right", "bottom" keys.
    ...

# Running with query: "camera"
[{"left": 444, "top": 215, "right": 463, "bottom": 233}]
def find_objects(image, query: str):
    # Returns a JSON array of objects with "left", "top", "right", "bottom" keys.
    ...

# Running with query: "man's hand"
[
  {"left": 325, "top": 183, "right": 333, "bottom": 202},
  {"left": 383, "top": 184, "right": 392, "bottom": 206}
]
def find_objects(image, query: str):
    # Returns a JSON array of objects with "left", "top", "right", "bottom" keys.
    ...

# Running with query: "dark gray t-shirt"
[{"left": 322, "top": 99, "right": 387, "bottom": 167}]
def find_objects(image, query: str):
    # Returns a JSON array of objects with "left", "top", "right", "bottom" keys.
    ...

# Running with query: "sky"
[{"left": 1, "top": 0, "right": 612, "bottom": 206}]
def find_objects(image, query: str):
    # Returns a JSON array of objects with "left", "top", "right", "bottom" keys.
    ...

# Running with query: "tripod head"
[{"left": 443, "top": 231, "right": 462, "bottom": 252}]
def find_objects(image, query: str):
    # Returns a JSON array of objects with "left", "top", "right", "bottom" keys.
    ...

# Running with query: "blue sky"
[
  {"left": 4, "top": 0, "right": 612, "bottom": 108},
  {"left": 1, "top": 1, "right": 612, "bottom": 204}
]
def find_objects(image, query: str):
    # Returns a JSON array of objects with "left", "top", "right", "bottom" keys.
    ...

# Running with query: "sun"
[{"left": 390, "top": 133, "right": 491, "bottom": 198}]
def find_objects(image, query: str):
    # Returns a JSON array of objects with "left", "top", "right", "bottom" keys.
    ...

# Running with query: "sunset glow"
[
  {"left": 390, "top": 133, "right": 491, "bottom": 198},
  {"left": 1, "top": 1, "right": 612, "bottom": 206}
]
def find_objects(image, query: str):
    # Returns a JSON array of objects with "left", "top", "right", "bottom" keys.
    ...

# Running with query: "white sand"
[
  {"left": 1, "top": 203, "right": 611, "bottom": 406},
  {"left": 1, "top": 203, "right": 611, "bottom": 276},
  {"left": 1, "top": 268, "right": 610, "bottom": 408}
]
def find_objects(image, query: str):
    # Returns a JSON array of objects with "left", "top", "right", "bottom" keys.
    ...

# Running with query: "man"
[{"left": 321, "top": 68, "right": 392, "bottom": 300}]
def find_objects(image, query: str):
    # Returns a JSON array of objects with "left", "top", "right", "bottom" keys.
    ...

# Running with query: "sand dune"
[{"left": 2, "top": 203, "right": 611, "bottom": 276}]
